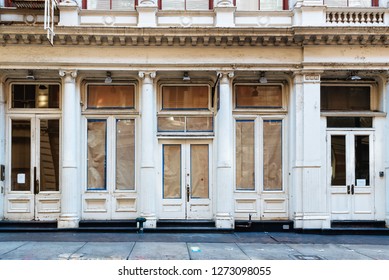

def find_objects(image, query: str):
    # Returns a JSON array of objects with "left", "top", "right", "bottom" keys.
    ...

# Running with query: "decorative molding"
[
  {"left": 139, "top": 71, "right": 156, "bottom": 84},
  {"left": 59, "top": 70, "right": 78, "bottom": 83},
  {"left": 218, "top": 71, "right": 234, "bottom": 84},
  {"left": 216, "top": 0, "right": 233, "bottom": 7},
  {"left": 303, "top": 74, "right": 320, "bottom": 82}
]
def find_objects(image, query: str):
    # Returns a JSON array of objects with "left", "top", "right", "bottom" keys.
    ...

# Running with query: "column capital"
[
  {"left": 59, "top": 70, "right": 78, "bottom": 83},
  {"left": 217, "top": 71, "right": 234, "bottom": 84},
  {"left": 139, "top": 71, "right": 156, "bottom": 84},
  {"left": 293, "top": 71, "right": 321, "bottom": 84}
]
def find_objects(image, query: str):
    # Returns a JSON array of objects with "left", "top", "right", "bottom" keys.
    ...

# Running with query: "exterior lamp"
[
  {"left": 105, "top": 71, "right": 112, "bottom": 84},
  {"left": 259, "top": 72, "right": 267, "bottom": 84},
  {"left": 183, "top": 71, "right": 191, "bottom": 81}
]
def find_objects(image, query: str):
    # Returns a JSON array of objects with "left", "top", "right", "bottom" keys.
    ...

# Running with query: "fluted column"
[
  {"left": 215, "top": 72, "right": 234, "bottom": 229},
  {"left": 385, "top": 75, "right": 389, "bottom": 227},
  {"left": 291, "top": 72, "right": 328, "bottom": 229},
  {"left": 0, "top": 76, "right": 5, "bottom": 219},
  {"left": 139, "top": 71, "right": 157, "bottom": 228},
  {"left": 58, "top": 70, "right": 80, "bottom": 228}
]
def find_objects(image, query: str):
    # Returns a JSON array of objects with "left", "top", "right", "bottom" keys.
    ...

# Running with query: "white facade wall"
[{"left": 0, "top": 3, "right": 388, "bottom": 229}]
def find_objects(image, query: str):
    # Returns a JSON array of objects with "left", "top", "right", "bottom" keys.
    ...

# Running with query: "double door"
[
  {"left": 328, "top": 130, "right": 374, "bottom": 220},
  {"left": 5, "top": 115, "right": 61, "bottom": 220},
  {"left": 159, "top": 141, "right": 212, "bottom": 219}
]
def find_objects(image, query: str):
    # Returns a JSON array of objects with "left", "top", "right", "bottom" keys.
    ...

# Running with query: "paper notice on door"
[
  {"left": 356, "top": 179, "right": 366, "bottom": 187},
  {"left": 17, "top": 174, "right": 26, "bottom": 184}
]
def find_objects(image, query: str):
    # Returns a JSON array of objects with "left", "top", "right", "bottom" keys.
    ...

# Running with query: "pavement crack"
[
  {"left": 68, "top": 242, "right": 88, "bottom": 260},
  {"left": 126, "top": 242, "right": 136, "bottom": 260},
  {"left": 339, "top": 244, "right": 375, "bottom": 260},
  {"left": 0, "top": 241, "right": 29, "bottom": 258}
]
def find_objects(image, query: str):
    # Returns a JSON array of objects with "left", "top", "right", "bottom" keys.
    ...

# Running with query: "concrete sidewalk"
[{"left": 1, "top": 232, "right": 389, "bottom": 260}]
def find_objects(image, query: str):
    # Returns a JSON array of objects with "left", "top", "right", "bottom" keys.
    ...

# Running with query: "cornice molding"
[{"left": 1, "top": 26, "right": 389, "bottom": 47}]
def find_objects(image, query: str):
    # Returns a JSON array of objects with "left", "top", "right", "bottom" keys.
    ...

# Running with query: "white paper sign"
[
  {"left": 17, "top": 174, "right": 26, "bottom": 184},
  {"left": 356, "top": 179, "right": 366, "bottom": 187}
]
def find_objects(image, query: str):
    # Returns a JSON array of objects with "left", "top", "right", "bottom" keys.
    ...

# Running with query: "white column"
[
  {"left": 58, "top": 70, "right": 80, "bottom": 228},
  {"left": 214, "top": 0, "right": 236, "bottom": 27},
  {"left": 137, "top": 0, "right": 158, "bottom": 27},
  {"left": 215, "top": 72, "right": 234, "bottom": 229},
  {"left": 0, "top": 77, "right": 5, "bottom": 219},
  {"left": 291, "top": 72, "right": 329, "bottom": 229},
  {"left": 385, "top": 76, "right": 389, "bottom": 227},
  {"left": 139, "top": 71, "right": 157, "bottom": 228}
]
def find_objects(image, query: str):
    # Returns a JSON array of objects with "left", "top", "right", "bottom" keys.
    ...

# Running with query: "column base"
[
  {"left": 215, "top": 213, "right": 234, "bottom": 229},
  {"left": 142, "top": 215, "right": 157, "bottom": 228},
  {"left": 294, "top": 214, "right": 330, "bottom": 229},
  {"left": 58, "top": 214, "right": 79, "bottom": 228}
]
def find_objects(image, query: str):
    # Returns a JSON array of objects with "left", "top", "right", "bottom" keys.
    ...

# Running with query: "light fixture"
[
  {"left": 26, "top": 70, "right": 35, "bottom": 80},
  {"left": 105, "top": 71, "right": 112, "bottom": 84},
  {"left": 348, "top": 71, "right": 361, "bottom": 81},
  {"left": 38, "top": 85, "right": 48, "bottom": 90},
  {"left": 259, "top": 72, "right": 267, "bottom": 84},
  {"left": 183, "top": 71, "right": 190, "bottom": 81}
]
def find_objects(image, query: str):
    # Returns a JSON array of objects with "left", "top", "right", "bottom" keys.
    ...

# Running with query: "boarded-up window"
[
  {"left": 116, "top": 119, "right": 135, "bottom": 190},
  {"left": 235, "top": 85, "right": 282, "bottom": 108},
  {"left": 163, "top": 145, "right": 181, "bottom": 199},
  {"left": 87, "top": 85, "right": 135, "bottom": 109},
  {"left": 263, "top": 120, "right": 282, "bottom": 191},
  {"left": 162, "top": 86, "right": 209, "bottom": 110},
  {"left": 236, "top": 120, "right": 255, "bottom": 190},
  {"left": 321, "top": 86, "right": 370, "bottom": 111},
  {"left": 87, "top": 120, "right": 107, "bottom": 190},
  {"left": 191, "top": 145, "right": 209, "bottom": 198}
]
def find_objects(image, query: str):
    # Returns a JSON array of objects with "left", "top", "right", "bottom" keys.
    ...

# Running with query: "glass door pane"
[
  {"left": 87, "top": 120, "right": 107, "bottom": 190},
  {"left": 355, "top": 135, "right": 370, "bottom": 186},
  {"left": 190, "top": 144, "right": 209, "bottom": 199},
  {"left": 331, "top": 135, "right": 346, "bottom": 186},
  {"left": 11, "top": 120, "right": 31, "bottom": 191},
  {"left": 39, "top": 119, "right": 60, "bottom": 192},
  {"left": 116, "top": 119, "right": 135, "bottom": 190},
  {"left": 163, "top": 145, "right": 181, "bottom": 199}
]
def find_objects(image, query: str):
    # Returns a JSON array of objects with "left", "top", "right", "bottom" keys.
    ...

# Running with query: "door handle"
[
  {"left": 351, "top": 184, "right": 355, "bottom": 195},
  {"left": 347, "top": 185, "right": 351, "bottom": 194},
  {"left": 33, "top": 167, "right": 39, "bottom": 195},
  {"left": 186, "top": 186, "right": 190, "bottom": 202}
]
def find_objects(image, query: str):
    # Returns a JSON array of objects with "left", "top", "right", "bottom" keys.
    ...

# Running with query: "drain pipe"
[{"left": 236, "top": 214, "right": 252, "bottom": 229}]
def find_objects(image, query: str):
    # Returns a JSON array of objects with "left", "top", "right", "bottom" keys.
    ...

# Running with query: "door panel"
[
  {"left": 159, "top": 141, "right": 212, "bottom": 219},
  {"left": 329, "top": 131, "right": 374, "bottom": 220}
]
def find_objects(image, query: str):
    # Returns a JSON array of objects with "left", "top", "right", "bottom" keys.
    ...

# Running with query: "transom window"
[
  {"left": 11, "top": 84, "right": 60, "bottom": 109},
  {"left": 87, "top": 84, "right": 135, "bottom": 109},
  {"left": 235, "top": 84, "right": 283, "bottom": 109},
  {"left": 321, "top": 86, "right": 371, "bottom": 111},
  {"left": 158, "top": 84, "right": 213, "bottom": 133}
]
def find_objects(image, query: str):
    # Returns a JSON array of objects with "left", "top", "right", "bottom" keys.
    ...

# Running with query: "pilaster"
[
  {"left": 58, "top": 70, "right": 80, "bottom": 228},
  {"left": 58, "top": 0, "right": 80, "bottom": 27},
  {"left": 292, "top": 72, "right": 330, "bottom": 229},
  {"left": 215, "top": 71, "right": 234, "bottom": 229},
  {"left": 0, "top": 76, "right": 5, "bottom": 220},
  {"left": 214, "top": 0, "right": 236, "bottom": 27},
  {"left": 137, "top": 0, "right": 158, "bottom": 27},
  {"left": 139, "top": 71, "right": 157, "bottom": 228}
]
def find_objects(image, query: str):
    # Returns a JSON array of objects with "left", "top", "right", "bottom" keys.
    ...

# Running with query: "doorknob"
[
  {"left": 347, "top": 185, "right": 351, "bottom": 194},
  {"left": 351, "top": 184, "right": 355, "bottom": 195},
  {"left": 186, "top": 186, "right": 190, "bottom": 202}
]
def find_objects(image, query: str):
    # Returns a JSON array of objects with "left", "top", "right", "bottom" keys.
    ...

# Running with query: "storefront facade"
[{"left": 0, "top": 0, "right": 389, "bottom": 229}]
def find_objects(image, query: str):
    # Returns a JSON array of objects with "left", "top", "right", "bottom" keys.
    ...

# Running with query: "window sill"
[{"left": 321, "top": 111, "right": 387, "bottom": 117}]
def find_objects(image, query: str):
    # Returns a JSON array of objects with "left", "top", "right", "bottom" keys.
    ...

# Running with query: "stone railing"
[{"left": 326, "top": 8, "right": 387, "bottom": 25}]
